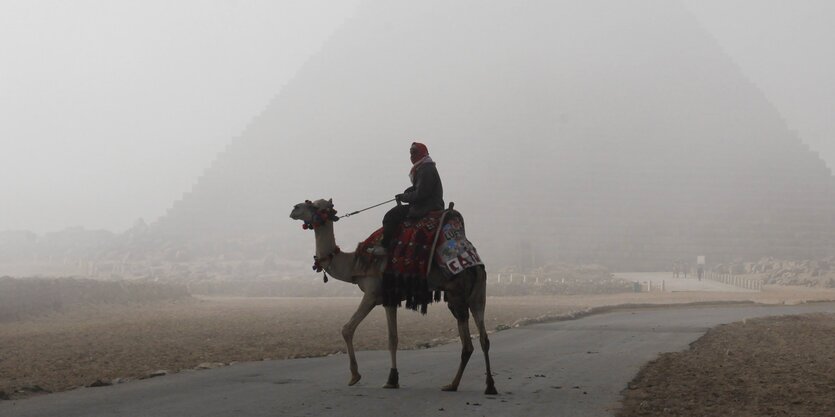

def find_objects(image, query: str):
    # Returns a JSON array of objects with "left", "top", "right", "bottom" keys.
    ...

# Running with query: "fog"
[
  {"left": 0, "top": 0, "right": 833, "bottom": 235},
  {"left": 4, "top": 2, "right": 835, "bottom": 406},
  {"left": 0, "top": 0, "right": 361, "bottom": 233},
  {"left": 2, "top": 0, "right": 835, "bottom": 273}
]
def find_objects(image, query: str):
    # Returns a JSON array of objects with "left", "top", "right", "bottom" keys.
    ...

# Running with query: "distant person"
[
  {"left": 672, "top": 261, "right": 679, "bottom": 278},
  {"left": 697, "top": 265, "right": 704, "bottom": 281},
  {"left": 371, "top": 142, "right": 444, "bottom": 256}
]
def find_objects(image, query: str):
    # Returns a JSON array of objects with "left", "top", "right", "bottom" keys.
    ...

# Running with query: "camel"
[{"left": 289, "top": 198, "right": 497, "bottom": 395}]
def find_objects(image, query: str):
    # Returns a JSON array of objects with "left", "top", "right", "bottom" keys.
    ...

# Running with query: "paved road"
[{"left": 3, "top": 303, "right": 834, "bottom": 417}]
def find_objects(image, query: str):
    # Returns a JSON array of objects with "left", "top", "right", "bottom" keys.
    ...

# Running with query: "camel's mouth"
[
  {"left": 289, "top": 205, "right": 303, "bottom": 220},
  {"left": 289, "top": 209, "right": 304, "bottom": 221},
  {"left": 290, "top": 203, "right": 314, "bottom": 221}
]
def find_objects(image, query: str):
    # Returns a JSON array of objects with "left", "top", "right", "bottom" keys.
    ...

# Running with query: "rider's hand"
[{"left": 395, "top": 193, "right": 404, "bottom": 203}]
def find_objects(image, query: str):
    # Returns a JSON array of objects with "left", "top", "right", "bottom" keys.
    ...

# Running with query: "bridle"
[
  {"left": 299, "top": 200, "right": 339, "bottom": 230},
  {"left": 296, "top": 201, "right": 340, "bottom": 282},
  {"left": 294, "top": 198, "right": 393, "bottom": 283}
]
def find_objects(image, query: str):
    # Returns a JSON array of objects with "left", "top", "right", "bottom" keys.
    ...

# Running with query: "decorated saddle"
[{"left": 355, "top": 207, "right": 483, "bottom": 313}]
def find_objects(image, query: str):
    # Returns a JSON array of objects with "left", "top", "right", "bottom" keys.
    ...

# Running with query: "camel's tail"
[
  {"left": 444, "top": 264, "right": 487, "bottom": 321},
  {"left": 465, "top": 264, "right": 488, "bottom": 301}
]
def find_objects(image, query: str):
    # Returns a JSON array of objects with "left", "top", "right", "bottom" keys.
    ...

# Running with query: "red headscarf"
[
  {"left": 410, "top": 142, "right": 429, "bottom": 164},
  {"left": 409, "top": 142, "right": 431, "bottom": 182}
]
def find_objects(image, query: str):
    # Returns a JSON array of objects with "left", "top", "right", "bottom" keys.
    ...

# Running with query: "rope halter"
[
  {"left": 313, "top": 246, "right": 341, "bottom": 283},
  {"left": 301, "top": 200, "right": 339, "bottom": 230}
]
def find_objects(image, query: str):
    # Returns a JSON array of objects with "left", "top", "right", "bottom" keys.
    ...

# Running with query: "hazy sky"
[
  {"left": 0, "top": 0, "right": 833, "bottom": 233},
  {"left": 683, "top": 0, "right": 835, "bottom": 169},
  {"left": 0, "top": 0, "right": 361, "bottom": 233}
]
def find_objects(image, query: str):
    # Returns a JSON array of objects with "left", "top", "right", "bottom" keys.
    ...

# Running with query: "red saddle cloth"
[{"left": 356, "top": 210, "right": 445, "bottom": 313}]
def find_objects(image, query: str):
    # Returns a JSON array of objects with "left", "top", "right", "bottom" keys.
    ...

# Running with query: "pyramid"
[{"left": 153, "top": 0, "right": 835, "bottom": 270}]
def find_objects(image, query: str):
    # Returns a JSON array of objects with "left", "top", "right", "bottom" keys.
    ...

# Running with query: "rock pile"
[{"left": 713, "top": 257, "right": 835, "bottom": 288}]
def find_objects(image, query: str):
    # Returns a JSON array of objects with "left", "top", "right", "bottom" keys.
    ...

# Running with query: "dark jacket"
[{"left": 401, "top": 161, "right": 444, "bottom": 218}]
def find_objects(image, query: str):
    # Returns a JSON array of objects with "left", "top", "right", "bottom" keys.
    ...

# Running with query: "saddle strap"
[{"left": 425, "top": 202, "right": 455, "bottom": 277}]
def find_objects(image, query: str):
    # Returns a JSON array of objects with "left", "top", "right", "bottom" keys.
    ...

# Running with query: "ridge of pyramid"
[{"left": 155, "top": 0, "right": 835, "bottom": 269}]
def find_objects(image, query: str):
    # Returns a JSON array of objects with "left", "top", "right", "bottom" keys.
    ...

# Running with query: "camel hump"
[{"left": 432, "top": 213, "right": 482, "bottom": 276}]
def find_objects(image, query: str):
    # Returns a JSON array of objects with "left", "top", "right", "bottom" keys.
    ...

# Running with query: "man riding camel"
[{"left": 371, "top": 142, "right": 444, "bottom": 256}]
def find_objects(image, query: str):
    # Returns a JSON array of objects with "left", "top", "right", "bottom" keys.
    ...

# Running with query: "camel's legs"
[
  {"left": 383, "top": 306, "right": 399, "bottom": 388},
  {"left": 468, "top": 269, "right": 497, "bottom": 395},
  {"left": 442, "top": 317, "right": 474, "bottom": 392},
  {"left": 471, "top": 303, "right": 497, "bottom": 395},
  {"left": 342, "top": 293, "right": 376, "bottom": 386}
]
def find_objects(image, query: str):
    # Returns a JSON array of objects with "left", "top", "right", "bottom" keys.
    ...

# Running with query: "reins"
[{"left": 339, "top": 198, "right": 397, "bottom": 219}]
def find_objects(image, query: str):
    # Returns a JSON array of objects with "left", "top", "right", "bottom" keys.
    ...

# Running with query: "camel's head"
[{"left": 289, "top": 198, "right": 338, "bottom": 230}]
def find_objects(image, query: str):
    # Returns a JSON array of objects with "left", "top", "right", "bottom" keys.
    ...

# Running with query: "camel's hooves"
[
  {"left": 441, "top": 384, "right": 458, "bottom": 392},
  {"left": 485, "top": 386, "right": 498, "bottom": 395},
  {"left": 383, "top": 368, "right": 399, "bottom": 389},
  {"left": 348, "top": 374, "right": 361, "bottom": 386}
]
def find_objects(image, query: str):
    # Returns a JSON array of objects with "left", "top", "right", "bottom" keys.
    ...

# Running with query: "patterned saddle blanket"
[{"left": 355, "top": 209, "right": 483, "bottom": 313}]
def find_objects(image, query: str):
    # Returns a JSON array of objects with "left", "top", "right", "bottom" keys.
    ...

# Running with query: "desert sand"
[
  {"left": 618, "top": 313, "right": 835, "bottom": 416},
  {"left": 2, "top": 286, "right": 835, "bottom": 405}
]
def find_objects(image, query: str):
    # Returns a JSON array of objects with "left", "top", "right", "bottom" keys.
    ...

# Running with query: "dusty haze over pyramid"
[{"left": 154, "top": 0, "right": 835, "bottom": 270}]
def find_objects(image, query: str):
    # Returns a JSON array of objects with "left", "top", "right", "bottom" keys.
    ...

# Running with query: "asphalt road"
[{"left": 3, "top": 302, "right": 834, "bottom": 417}]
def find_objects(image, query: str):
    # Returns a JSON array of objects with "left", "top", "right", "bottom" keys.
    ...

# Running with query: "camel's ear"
[{"left": 328, "top": 198, "right": 333, "bottom": 208}]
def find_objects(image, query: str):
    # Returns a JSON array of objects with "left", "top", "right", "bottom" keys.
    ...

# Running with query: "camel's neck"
[
  {"left": 313, "top": 222, "right": 356, "bottom": 283},
  {"left": 313, "top": 222, "right": 338, "bottom": 259}
]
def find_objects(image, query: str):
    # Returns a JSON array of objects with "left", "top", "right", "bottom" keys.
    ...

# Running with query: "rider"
[{"left": 371, "top": 142, "right": 444, "bottom": 256}]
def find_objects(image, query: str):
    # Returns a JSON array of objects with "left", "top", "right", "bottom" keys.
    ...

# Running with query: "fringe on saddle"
[
  {"left": 354, "top": 209, "right": 458, "bottom": 314},
  {"left": 381, "top": 273, "right": 444, "bottom": 315}
]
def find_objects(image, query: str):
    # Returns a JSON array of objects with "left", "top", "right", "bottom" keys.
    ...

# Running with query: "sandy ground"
[
  {"left": 2, "top": 285, "right": 835, "bottom": 402},
  {"left": 617, "top": 313, "right": 835, "bottom": 417}
]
